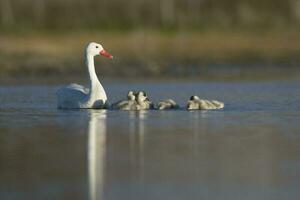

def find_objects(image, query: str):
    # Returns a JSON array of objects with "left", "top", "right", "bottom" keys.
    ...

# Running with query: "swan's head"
[{"left": 86, "top": 42, "right": 113, "bottom": 59}]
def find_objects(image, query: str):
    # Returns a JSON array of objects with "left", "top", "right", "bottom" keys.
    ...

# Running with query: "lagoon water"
[{"left": 0, "top": 80, "right": 300, "bottom": 200}]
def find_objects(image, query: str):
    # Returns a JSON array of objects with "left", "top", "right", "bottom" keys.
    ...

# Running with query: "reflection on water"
[
  {"left": 0, "top": 81, "right": 300, "bottom": 200},
  {"left": 88, "top": 110, "right": 107, "bottom": 200},
  {"left": 128, "top": 111, "right": 147, "bottom": 184},
  {"left": 87, "top": 110, "right": 149, "bottom": 200}
]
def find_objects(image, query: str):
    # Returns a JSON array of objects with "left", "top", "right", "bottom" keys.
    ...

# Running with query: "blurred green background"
[{"left": 1, "top": 0, "right": 300, "bottom": 81}]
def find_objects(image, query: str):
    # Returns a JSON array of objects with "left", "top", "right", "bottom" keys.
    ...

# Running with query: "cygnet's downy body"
[
  {"left": 211, "top": 100, "right": 224, "bottom": 109},
  {"left": 111, "top": 91, "right": 137, "bottom": 110},
  {"left": 158, "top": 99, "right": 179, "bottom": 110},
  {"left": 187, "top": 102, "right": 199, "bottom": 110},
  {"left": 136, "top": 91, "right": 154, "bottom": 110},
  {"left": 112, "top": 91, "right": 154, "bottom": 111},
  {"left": 187, "top": 95, "right": 224, "bottom": 110}
]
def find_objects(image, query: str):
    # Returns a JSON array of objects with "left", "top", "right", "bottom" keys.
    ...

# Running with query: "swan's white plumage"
[
  {"left": 56, "top": 42, "right": 112, "bottom": 109},
  {"left": 57, "top": 83, "right": 89, "bottom": 109}
]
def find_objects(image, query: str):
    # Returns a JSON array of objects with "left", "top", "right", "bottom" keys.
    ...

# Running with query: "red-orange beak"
[{"left": 100, "top": 50, "right": 113, "bottom": 59}]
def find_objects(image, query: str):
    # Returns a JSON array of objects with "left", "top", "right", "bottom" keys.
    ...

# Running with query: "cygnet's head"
[
  {"left": 127, "top": 91, "right": 135, "bottom": 100},
  {"left": 86, "top": 42, "right": 113, "bottom": 58},
  {"left": 136, "top": 91, "right": 148, "bottom": 102},
  {"left": 142, "top": 91, "right": 150, "bottom": 101},
  {"left": 190, "top": 95, "right": 200, "bottom": 101}
]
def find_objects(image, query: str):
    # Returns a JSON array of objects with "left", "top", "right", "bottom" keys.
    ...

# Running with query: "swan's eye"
[{"left": 96, "top": 46, "right": 98, "bottom": 48}]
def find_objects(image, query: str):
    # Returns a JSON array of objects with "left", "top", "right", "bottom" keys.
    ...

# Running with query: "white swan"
[{"left": 57, "top": 42, "right": 113, "bottom": 109}]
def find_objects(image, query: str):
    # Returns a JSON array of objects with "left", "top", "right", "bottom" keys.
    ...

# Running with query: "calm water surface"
[{"left": 0, "top": 80, "right": 300, "bottom": 200}]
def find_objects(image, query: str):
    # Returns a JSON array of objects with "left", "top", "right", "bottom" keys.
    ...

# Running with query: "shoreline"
[{"left": 0, "top": 30, "right": 300, "bottom": 80}]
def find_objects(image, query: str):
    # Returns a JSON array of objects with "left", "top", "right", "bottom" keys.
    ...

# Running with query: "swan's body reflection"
[
  {"left": 88, "top": 110, "right": 107, "bottom": 200},
  {"left": 87, "top": 110, "right": 147, "bottom": 200}
]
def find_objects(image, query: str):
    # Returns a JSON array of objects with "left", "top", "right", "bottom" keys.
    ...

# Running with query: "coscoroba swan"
[{"left": 57, "top": 42, "right": 113, "bottom": 109}]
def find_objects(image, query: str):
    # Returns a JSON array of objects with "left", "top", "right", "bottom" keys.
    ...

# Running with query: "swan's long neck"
[
  {"left": 86, "top": 54, "right": 99, "bottom": 88},
  {"left": 85, "top": 53, "right": 107, "bottom": 101}
]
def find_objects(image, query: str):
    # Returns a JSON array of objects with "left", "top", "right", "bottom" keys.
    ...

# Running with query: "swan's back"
[{"left": 57, "top": 83, "right": 89, "bottom": 109}]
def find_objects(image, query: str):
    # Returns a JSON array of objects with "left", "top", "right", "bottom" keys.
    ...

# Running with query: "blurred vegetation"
[
  {"left": 1, "top": 0, "right": 300, "bottom": 30},
  {"left": 0, "top": 0, "right": 300, "bottom": 80}
]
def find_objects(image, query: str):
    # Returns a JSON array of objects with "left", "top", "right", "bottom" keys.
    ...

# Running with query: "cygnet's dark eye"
[{"left": 96, "top": 46, "right": 98, "bottom": 48}]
